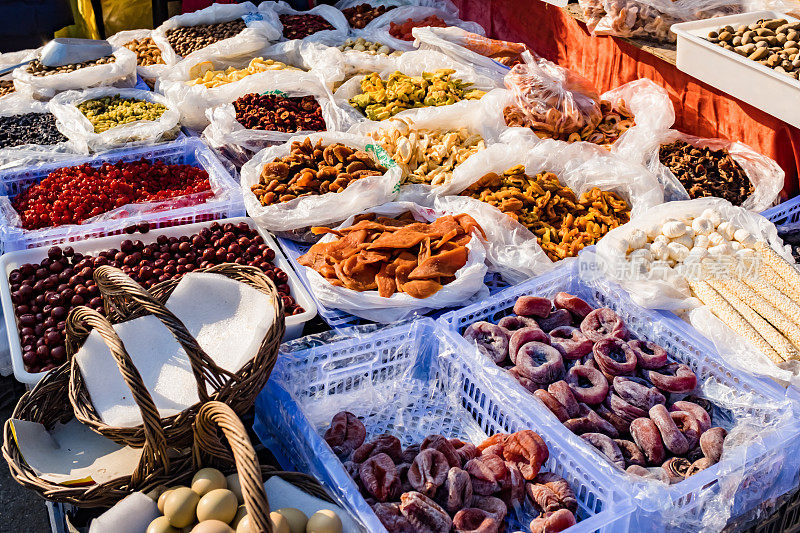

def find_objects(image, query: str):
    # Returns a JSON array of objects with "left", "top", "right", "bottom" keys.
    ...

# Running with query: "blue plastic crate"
[
  {"left": 437, "top": 262, "right": 800, "bottom": 532},
  {"left": 277, "top": 236, "right": 510, "bottom": 331},
  {"left": 0, "top": 138, "right": 244, "bottom": 251},
  {"left": 763, "top": 195, "right": 800, "bottom": 225},
  {"left": 255, "top": 318, "right": 635, "bottom": 533}
]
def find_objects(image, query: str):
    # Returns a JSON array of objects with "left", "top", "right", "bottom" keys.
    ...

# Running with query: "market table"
[{"left": 452, "top": 0, "right": 800, "bottom": 199}]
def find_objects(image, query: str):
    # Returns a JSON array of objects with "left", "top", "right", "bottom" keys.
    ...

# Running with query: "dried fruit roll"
[
  {"left": 726, "top": 275, "right": 800, "bottom": 352},
  {"left": 755, "top": 242, "right": 800, "bottom": 304},
  {"left": 689, "top": 280, "right": 784, "bottom": 364},
  {"left": 706, "top": 278, "right": 798, "bottom": 361}
]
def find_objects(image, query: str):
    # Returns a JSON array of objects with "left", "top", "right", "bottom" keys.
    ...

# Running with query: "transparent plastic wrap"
[
  {"left": 333, "top": 49, "right": 502, "bottom": 125},
  {"left": 334, "top": 0, "right": 459, "bottom": 14},
  {"left": 106, "top": 29, "right": 170, "bottom": 81},
  {"left": 412, "top": 26, "right": 531, "bottom": 79},
  {"left": 430, "top": 139, "right": 664, "bottom": 284},
  {"left": 293, "top": 201, "right": 488, "bottom": 323},
  {"left": 240, "top": 131, "right": 402, "bottom": 236},
  {"left": 11, "top": 47, "right": 138, "bottom": 101},
  {"left": 332, "top": 40, "right": 404, "bottom": 79},
  {"left": 0, "top": 49, "right": 36, "bottom": 105},
  {"left": 256, "top": 318, "right": 634, "bottom": 532},
  {"left": 627, "top": 129, "right": 784, "bottom": 210},
  {"left": 0, "top": 139, "right": 244, "bottom": 252},
  {"left": 151, "top": 1, "right": 281, "bottom": 66},
  {"left": 346, "top": 101, "right": 503, "bottom": 204},
  {"left": 260, "top": 1, "right": 350, "bottom": 45},
  {"left": 591, "top": 197, "right": 799, "bottom": 387},
  {"left": 157, "top": 41, "right": 344, "bottom": 131},
  {"left": 357, "top": 5, "right": 485, "bottom": 52},
  {"left": 438, "top": 260, "right": 800, "bottom": 533},
  {"left": 49, "top": 88, "right": 181, "bottom": 153},
  {"left": 0, "top": 100, "right": 84, "bottom": 172},
  {"left": 202, "top": 76, "right": 350, "bottom": 168}
]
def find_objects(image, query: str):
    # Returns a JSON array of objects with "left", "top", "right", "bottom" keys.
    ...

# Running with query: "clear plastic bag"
[
  {"left": 334, "top": 0, "right": 459, "bottom": 14},
  {"left": 49, "top": 88, "right": 181, "bottom": 153},
  {"left": 151, "top": 1, "right": 281, "bottom": 66},
  {"left": 434, "top": 139, "right": 665, "bottom": 284},
  {"left": 0, "top": 100, "right": 84, "bottom": 171},
  {"left": 156, "top": 40, "right": 344, "bottom": 131},
  {"left": 357, "top": 4, "right": 485, "bottom": 51},
  {"left": 11, "top": 47, "right": 137, "bottom": 101},
  {"left": 106, "top": 29, "right": 170, "bottom": 81},
  {"left": 240, "top": 131, "right": 403, "bottom": 235},
  {"left": 412, "top": 26, "right": 530, "bottom": 79},
  {"left": 202, "top": 77, "right": 351, "bottom": 167},
  {"left": 623, "top": 129, "right": 784, "bottom": 210},
  {"left": 590, "top": 197, "right": 798, "bottom": 386},
  {"left": 295, "top": 201, "right": 488, "bottom": 322},
  {"left": 260, "top": 1, "right": 350, "bottom": 45},
  {"left": 0, "top": 49, "right": 37, "bottom": 104}
]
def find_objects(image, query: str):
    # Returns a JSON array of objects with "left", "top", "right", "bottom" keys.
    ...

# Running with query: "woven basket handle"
[
  {"left": 193, "top": 401, "right": 271, "bottom": 533},
  {"left": 65, "top": 306, "right": 169, "bottom": 481},
  {"left": 93, "top": 265, "right": 234, "bottom": 401}
]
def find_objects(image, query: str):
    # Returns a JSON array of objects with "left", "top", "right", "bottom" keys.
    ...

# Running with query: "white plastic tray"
[
  {"left": 0, "top": 216, "right": 317, "bottom": 385},
  {"left": 672, "top": 11, "right": 800, "bottom": 128}
]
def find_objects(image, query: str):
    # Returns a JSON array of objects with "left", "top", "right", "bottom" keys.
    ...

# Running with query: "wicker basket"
[
  {"left": 2, "top": 364, "right": 194, "bottom": 508},
  {"left": 186, "top": 401, "right": 333, "bottom": 532},
  {"left": 66, "top": 263, "right": 285, "bottom": 449}
]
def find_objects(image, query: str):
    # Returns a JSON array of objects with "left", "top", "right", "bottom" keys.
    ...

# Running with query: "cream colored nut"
[
  {"left": 693, "top": 234, "right": 710, "bottom": 249},
  {"left": 662, "top": 220, "right": 687, "bottom": 238},
  {"left": 707, "top": 231, "right": 726, "bottom": 247},
  {"left": 628, "top": 229, "right": 647, "bottom": 250},
  {"left": 692, "top": 217, "right": 715, "bottom": 236},
  {"left": 700, "top": 208, "right": 722, "bottom": 226},
  {"left": 667, "top": 242, "right": 691, "bottom": 262},
  {"left": 670, "top": 234, "right": 694, "bottom": 249},
  {"left": 733, "top": 228, "right": 756, "bottom": 247},
  {"left": 717, "top": 221, "right": 736, "bottom": 240}
]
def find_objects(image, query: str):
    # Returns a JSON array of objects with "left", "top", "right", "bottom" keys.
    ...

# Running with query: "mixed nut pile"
[
  {"left": 186, "top": 57, "right": 302, "bottom": 88},
  {"left": 341, "top": 3, "right": 394, "bottom": 29},
  {"left": 708, "top": 18, "right": 800, "bottom": 79},
  {"left": 658, "top": 140, "right": 753, "bottom": 206},
  {"left": 369, "top": 117, "right": 486, "bottom": 186},
  {"left": 165, "top": 19, "right": 246, "bottom": 57},
  {"left": 121, "top": 37, "right": 164, "bottom": 66},
  {"left": 338, "top": 37, "right": 396, "bottom": 55},
  {"left": 0, "top": 113, "right": 67, "bottom": 149},
  {"left": 77, "top": 95, "right": 168, "bottom": 133},
  {"left": 26, "top": 56, "right": 115, "bottom": 76},
  {"left": 233, "top": 93, "right": 325, "bottom": 132},
  {"left": 250, "top": 138, "right": 386, "bottom": 206},
  {"left": 463, "top": 292, "right": 728, "bottom": 483},
  {"left": 324, "top": 412, "right": 578, "bottom": 532},
  {"left": 279, "top": 13, "right": 335, "bottom": 39},
  {"left": 349, "top": 69, "right": 486, "bottom": 120},
  {"left": 461, "top": 166, "right": 631, "bottom": 261},
  {"left": 6, "top": 221, "right": 302, "bottom": 373},
  {"left": 298, "top": 212, "right": 481, "bottom": 298},
  {"left": 389, "top": 15, "right": 448, "bottom": 41}
]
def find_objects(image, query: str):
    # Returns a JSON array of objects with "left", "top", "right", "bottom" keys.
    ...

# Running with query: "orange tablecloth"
[{"left": 453, "top": 0, "right": 800, "bottom": 198}]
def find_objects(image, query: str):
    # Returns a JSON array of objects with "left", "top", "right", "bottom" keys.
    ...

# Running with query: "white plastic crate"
[
  {"left": 0, "top": 216, "right": 316, "bottom": 385},
  {"left": 672, "top": 11, "right": 800, "bottom": 129},
  {"left": 438, "top": 262, "right": 800, "bottom": 532},
  {"left": 255, "top": 318, "right": 635, "bottom": 533},
  {"left": 0, "top": 138, "right": 244, "bottom": 252}
]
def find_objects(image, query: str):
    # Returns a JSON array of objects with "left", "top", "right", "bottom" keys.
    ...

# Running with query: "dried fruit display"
[
  {"left": 367, "top": 117, "right": 486, "bottom": 186},
  {"left": 165, "top": 19, "right": 246, "bottom": 57},
  {"left": 6, "top": 221, "right": 302, "bottom": 372},
  {"left": 279, "top": 13, "right": 335, "bottom": 39},
  {"left": 323, "top": 412, "right": 578, "bottom": 532},
  {"left": 122, "top": 37, "right": 165, "bottom": 66},
  {"left": 389, "top": 15, "right": 448, "bottom": 41},
  {"left": 11, "top": 160, "right": 212, "bottom": 230},
  {"left": 341, "top": 3, "right": 394, "bottom": 29},
  {"left": 186, "top": 57, "right": 302, "bottom": 88},
  {"left": 460, "top": 165, "right": 630, "bottom": 261},
  {"left": 298, "top": 212, "right": 482, "bottom": 299},
  {"left": 349, "top": 69, "right": 486, "bottom": 121},
  {"left": 0, "top": 113, "right": 68, "bottom": 149},
  {"left": 249, "top": 138, "right": 386, "bottom": 206},
  {"left": 233, "top": 94, "right": 325, "bottom": 133},
  {"left": 76, "top": 96, "right": 168, "bottom": 133},
  {"left": 658, "top": 140, "right": 753, "bottom": 206},
  {"left": 462, "top": 292, "right": 728, "bottom": 482},
  {"left": 25, "top": 56, "right": 115, "bottom": 76}
]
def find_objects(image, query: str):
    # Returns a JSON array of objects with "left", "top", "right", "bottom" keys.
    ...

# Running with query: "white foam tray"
[
  {"left": 672, "top": 11, "right": 800, "bottom": 129},
  {"left": 0, "top": 217, "right": 317, "bottom": 385}
]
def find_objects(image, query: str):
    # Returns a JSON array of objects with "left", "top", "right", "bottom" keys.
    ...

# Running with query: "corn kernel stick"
[
  {"left": 706, "top": 279, "right": 796, "bottom": 361},
  {"left": 727, "top": 275, "right": 800, "bottom": 355},
  {"left": 740, "top": 273, "right": 800, "bottom": 328},
  {"left": 754, "top": 242, "right": 800, "bottom": 304},
  {"left": 690, "top": 280, "right": 784, "bottom": 364}
]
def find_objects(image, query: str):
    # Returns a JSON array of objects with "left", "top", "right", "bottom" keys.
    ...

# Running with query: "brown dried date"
[
  {"left": 408, "top": 449, "right": 449, "bottom": 497},
  {"left": 234, "top": 93, "right": 325, "bottom": 133},
  {"left": 400, "top": 491, "right": 453, "bottom": 533},
  {"left": 353, "top": 433, "right": 403, "bottom": 463},
  {"left": 279, "top": 13, "right": 335, "bottom": 39},
  {"left": 359, "top": 453, "right": 401, "bottom": 502},
  {"left": 324, "top": 411, "right": 366, "bottom": 458}
]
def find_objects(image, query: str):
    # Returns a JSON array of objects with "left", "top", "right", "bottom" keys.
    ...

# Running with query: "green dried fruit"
[{"left": 77, "top": 95, "right": 168, "bottom": 133}]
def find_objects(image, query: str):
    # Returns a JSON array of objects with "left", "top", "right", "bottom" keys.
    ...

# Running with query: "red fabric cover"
[{"left": 454, "top": 0, "right": 800, "bottom": 198}]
